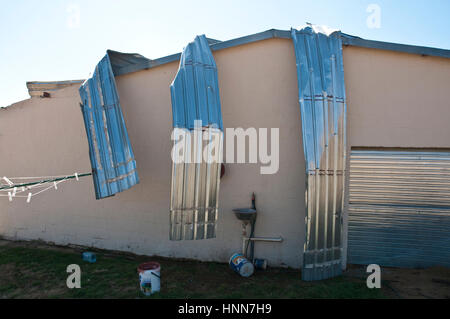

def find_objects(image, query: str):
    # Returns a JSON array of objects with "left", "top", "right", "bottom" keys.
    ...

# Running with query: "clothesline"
[
  {"left": 0, "top": 172, "right": 92, "bottom": 191},
  {"left": 5, "top": 174, "right": 76, "bottom": 180},
  {"left": 0, "top": 172, "right": 92, "bottom": 203}
]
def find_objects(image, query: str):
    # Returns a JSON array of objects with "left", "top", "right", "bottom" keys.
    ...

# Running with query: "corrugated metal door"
[{"left": 348, "top": 149, "right": 450, "bottom": 268}]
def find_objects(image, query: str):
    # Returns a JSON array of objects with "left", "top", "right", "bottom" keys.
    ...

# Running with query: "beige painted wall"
[
  {"left": 344, "top": 46, "right": 450, "bottom": 148},
  {"left": 0, "top": 38, "right": 305, "bottom": 268},
  {"left": 0, "top": 38, "right": 449, "bottom": 269}
]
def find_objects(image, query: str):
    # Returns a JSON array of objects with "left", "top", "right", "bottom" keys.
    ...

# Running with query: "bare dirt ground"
[{"left": 344, "top": 264, "right": 450, "bottom": 299}]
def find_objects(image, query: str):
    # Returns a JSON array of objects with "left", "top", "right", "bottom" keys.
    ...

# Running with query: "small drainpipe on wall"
[{"left": 242, "top": 237, "right": 284, "bottom": 258}]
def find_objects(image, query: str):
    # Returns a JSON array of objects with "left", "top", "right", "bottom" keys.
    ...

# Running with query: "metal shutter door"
[{"left": 348, "top": 149, "right": 450, "bottom": 268}]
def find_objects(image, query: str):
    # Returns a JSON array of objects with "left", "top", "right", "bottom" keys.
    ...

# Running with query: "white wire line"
[
  {"left": 0, "top": 173, "right": 83, "bottom": 189},
  {"left": 0, "top": 174, "right": 76, "bottom": 191},
  {"left": 0, "top": 176, "right": 71, "bottom": 202},
  {"left": 29, "top": 178, "right": 67, "bottom": 197},
  {"left": 0, "top": 180, "right": 65, "bottom": 197},
  {"left": 0, "top": 174, "right": 62, "bottom": 189},
  {"left": 0, "top": 182, "right": 45, "bottom": 191},
  {"left": 0, "top": 181, "right": 58, "bottom": 193}
]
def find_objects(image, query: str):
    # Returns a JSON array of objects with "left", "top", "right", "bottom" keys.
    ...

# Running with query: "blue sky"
[{"left": 1, "top": 0, "right": 449, "bottom": 107}]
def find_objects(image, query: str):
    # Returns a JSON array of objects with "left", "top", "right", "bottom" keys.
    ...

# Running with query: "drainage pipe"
[
  {"left": 242, "top": 236, "right": 283, "bottom": 257},
  {"left": 246, "top": 237, "right": 283, "bottom": 242}
]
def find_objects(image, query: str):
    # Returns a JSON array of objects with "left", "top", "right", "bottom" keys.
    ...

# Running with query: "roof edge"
[
  {"left": 340, "top": 33, "right": 450, "bottom": 59},
  {"left": 114, "top": 29, "right": 292, "bottom": 76},
  {"left": 112, "top": 28, "right": 450, "bottom": 77},
  {"left": 26, "top": 80, "right": 85, "bottom": 98}
]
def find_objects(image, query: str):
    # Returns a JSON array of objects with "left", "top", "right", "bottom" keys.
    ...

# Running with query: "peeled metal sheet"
[
  {"left": 291, "top": 26, "right": 347, "bottom": 281},
  {"left": 169, "top": 35, "right": 224, "bottom": 240},
  {"left": 170, "top": 35, "right": 223, "bottom": 131},
  {"left": 348, "top": 149, "right": 450, "bottom": 268},
  {"left": 106, "top": 49, "right": 152, "bottom": 76},
  {"left": 79, "top": 54, "right": 139, "bottom": 199}
]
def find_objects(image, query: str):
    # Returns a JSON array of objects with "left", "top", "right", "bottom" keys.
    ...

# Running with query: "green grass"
[{"left": 0, "top": 241, "right": 386, "bottom": 299}]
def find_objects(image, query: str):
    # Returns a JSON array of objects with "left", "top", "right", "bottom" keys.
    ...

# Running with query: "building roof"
[
  {"left": 108, "top": 28, "right": 450, "bottom": 77},
  {"left": 21, "top": 28, "right": 450, "bottom": 100},
  {"left": 26, "top": 80, "right": 84, "bottom": 98}
]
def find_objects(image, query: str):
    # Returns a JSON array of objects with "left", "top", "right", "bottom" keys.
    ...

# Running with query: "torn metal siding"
[
  {"left": 169, "top": 35, "right": 223, "bottom": 240},
  {"left": 170, "top": 35, "right": 223, "bottom": 131},
  {"left": 79, "top": 54, "right": 139, "bottom": 199},
  {"left": 106, "top": 49, "right": 152, "bottom": 76},
  {"left": 348, "top": 149, "right": 450, "bottom": 268},
  {"left": 291, "top": 27, "right": 347, "bottom": 281}
]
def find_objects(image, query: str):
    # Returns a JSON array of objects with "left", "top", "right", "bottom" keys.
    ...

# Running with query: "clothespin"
[
  {"left": 27, "top": 193, "right": 32, "bottom": 203},
  {"left": 8, "top": 192, "right": 12, "bottom": 202},
  {"left": 75, "top": 172, "right": 79, "bottom": 181},
  {"left": 54, "top": 182, "right": 58, "bottom": 190},
  {"left": 3, "top": 176, "right": 13, "bottom": 186},
  {"left": 12, "top": 187, "right": 17, "bottom": 197}
]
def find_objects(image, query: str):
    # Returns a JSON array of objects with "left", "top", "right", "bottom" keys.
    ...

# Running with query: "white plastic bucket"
[
  {"left": 229, "top": 253, "right": 254, "bottom": 277},
  {"left": 137, "top": 262, "right": 160, "bottom": 296}
]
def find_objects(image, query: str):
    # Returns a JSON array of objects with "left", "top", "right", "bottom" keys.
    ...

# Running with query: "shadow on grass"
[{"left": 0, "top": 241, "right": 385, "bottom": 299}]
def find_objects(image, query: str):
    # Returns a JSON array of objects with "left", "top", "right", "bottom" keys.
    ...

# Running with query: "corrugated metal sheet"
[
  {"left": 169, "top": 35, "right": 224, "bottom": 240},
  {"left": 291, "top": 26, "right": 347, "bottom": 281},
  {"left": 79, "top": 53, "right": 139, "bottom": 199},
  {"left": 170, "top": 128, "right": 223, "bottom": 240},
  {"left": 348, "top": 149, "right": 450, "bottom": 268},
  {"left": 106, "top": 49, "right": 152, "bottom": 76},
  {"left": 170, "top": 35, "right": 223, "bottom": 131}
]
